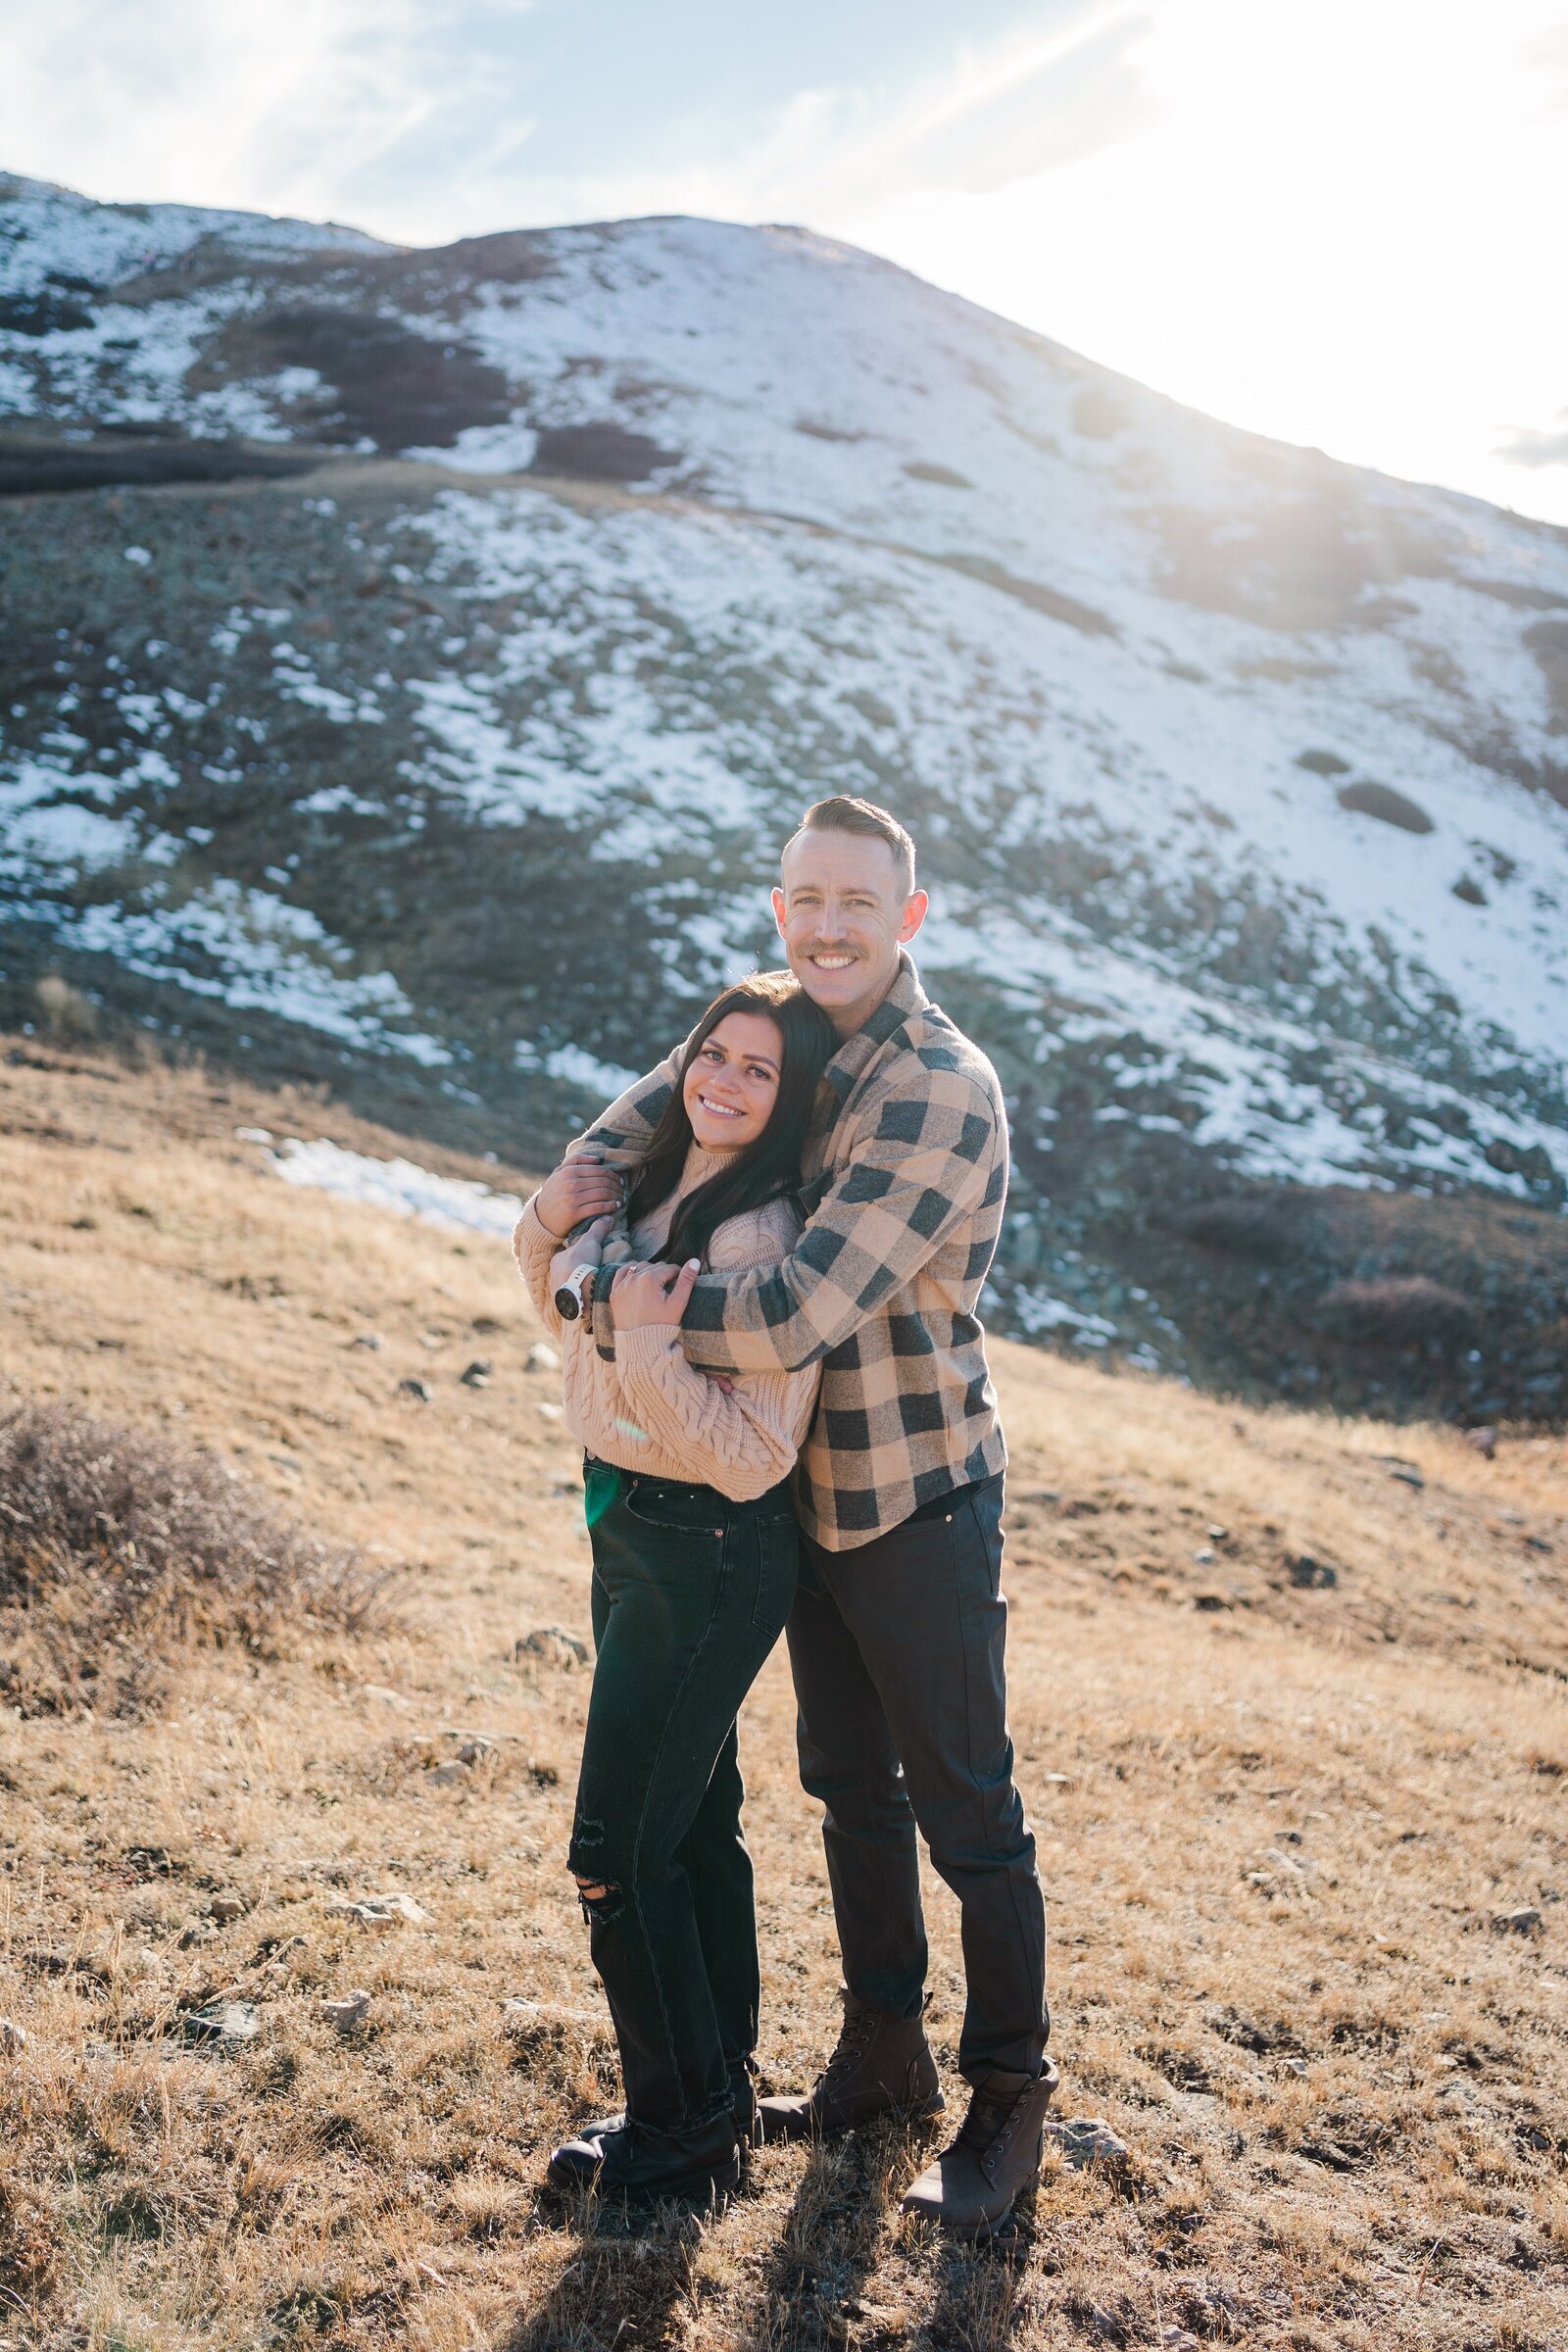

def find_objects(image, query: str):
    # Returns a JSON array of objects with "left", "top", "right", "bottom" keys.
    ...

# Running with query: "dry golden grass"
[{"left": 0, "top": 1039, "right": 1563, "bottom": 2351}]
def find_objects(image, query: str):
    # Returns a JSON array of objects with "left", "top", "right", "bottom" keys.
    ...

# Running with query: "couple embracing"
[{"left": 514, "top": 795, "right": 1055, "bottom": 2240}]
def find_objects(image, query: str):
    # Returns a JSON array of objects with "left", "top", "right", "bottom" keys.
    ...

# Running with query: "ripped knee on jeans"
[
  {"left": 568, "top": 1819, "right": 622, "bottom": 1920},
  {"left": 570, "top": 1869, "right": 623, "bottom": 1922}
]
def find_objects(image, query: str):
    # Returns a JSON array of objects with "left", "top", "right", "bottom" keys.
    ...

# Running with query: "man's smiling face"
[{"left": 772, "top": 830, "right": 928, "bottom": 1039}]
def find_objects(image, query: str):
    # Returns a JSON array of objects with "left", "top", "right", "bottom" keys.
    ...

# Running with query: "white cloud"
[
  {"left": 2, "top": 0, "right": 1566, "bottom": 521},
  {"left": 0, "top": 0, "right": 537, "bottom": 233}
]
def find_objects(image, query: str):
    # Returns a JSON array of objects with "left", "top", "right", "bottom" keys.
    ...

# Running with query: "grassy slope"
[{"left": 0, "top": 1040, "right": 1563, "bottom": 2352}]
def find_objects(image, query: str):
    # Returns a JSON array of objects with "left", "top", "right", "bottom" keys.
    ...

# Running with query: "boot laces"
[
  {"left": 818, "top": 2004, "right": 878, "bottom": 2090},
  {"left": 956, "top": 2082, "right": 1019, "bottom": 2155}
]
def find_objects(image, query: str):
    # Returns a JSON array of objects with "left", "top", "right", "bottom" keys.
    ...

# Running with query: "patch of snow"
[
  {"left": 56, "top": 876, "right": 452, "bottom": 1064},
  {"left": 268, "top": 1136, "right": 522, "bottom": 1236},
  {"left": 514, "top": 1038, "right": 639, "bottom": 1096}
]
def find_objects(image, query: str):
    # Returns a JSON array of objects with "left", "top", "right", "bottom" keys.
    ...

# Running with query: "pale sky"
[{"left": 4, "top": 0, "right": 1567, "bottom": 523}]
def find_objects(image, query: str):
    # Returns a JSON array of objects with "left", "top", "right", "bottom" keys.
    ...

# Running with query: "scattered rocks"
[
  {"left": 325, "top": 1892, "right": 431, "bottom": 1928},
  {"left": 1287, "top": 1553, "right": 1337, "bottom": 1590},
  {"left": 177, "top": 1922, "right": 216, "bottom": 1950},
  {"left": 525, "top": 1343, "right": 561, "bottom": 1373},
  {"left": 397, "top": 1376, "right": 432, "bottom": 1403},
  {"left": 1493, "top": 1906, "right": 1543, "bottom": 1936},
  {"left": 319, "top": 1989, "right": 371, "bottom": 2034},
  {"left": 460, "top": 1357, "right": 492, "bottom": 1388},
  {"left": 534, "top": 1400, "right": 564, "bottom": 1421},
  {"left": 1043, "top": 2117, "right": 1131, "bottom": 2173},
  {"left": 1192, "top": 1591, "right": 1231, "bottom": 1611},
  {"left": 457, "top": 1736, "right": 493, "bottom": 1765},
  {"left": 516, "top": 1624, "right": 590, "bottom": 1668},
  {"left": 1192, "top": 1545, "right": 1215, "bottom": 1564},
  {"left": 123, "top": 1843, "right": 176, "bottom": 1880},
  {"left": 1261, "top": 1847, "right": 1310, "bottom": 1876},
  {"left": 359, "top": 1684, "right": 407, "bottom": 1707},
  {"left": 426, "top": 1759, "right": 468, "bottom": 1787},
  {"left": 0, "top": 2019, "right": 25, "bottom": 2058},
  {"left": 1465, "top": 1425, "right": 1498, "bottom": 1459},
  {"left": 351, "top": 1332, "right": 384, "bottom": 1351},
  {"left": 179, "top": 1999, "right": 259, "bottom": 2046},
  {"left": 1386, "top": 1462, "right": 1425, "bottom": 1490},
  {"left": 210, "top": 1893, "right": 246, "bottom": 1926}
]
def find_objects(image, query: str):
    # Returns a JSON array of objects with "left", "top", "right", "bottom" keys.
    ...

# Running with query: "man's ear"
[
  {"left": 771, "top": 885, "right": 788, "bottom": 941},
  {"left": 898, "top": 890, "right": 929, "bottom": 944}
]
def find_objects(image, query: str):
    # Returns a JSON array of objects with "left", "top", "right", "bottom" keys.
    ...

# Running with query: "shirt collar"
[{"left": 821, "top": 950, "right": 928, "bottom": 1104}]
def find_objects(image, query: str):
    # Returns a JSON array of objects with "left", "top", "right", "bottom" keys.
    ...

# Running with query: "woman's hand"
[
  {"left": 611, "top": 1258, "right": 701, "bottom": 1330},
  {"left": 534, "top": 1153, "right": 624, "bottom": 1241},
  {"left": 549, "top": 1215, "right": 612, "bottom": 1298}
]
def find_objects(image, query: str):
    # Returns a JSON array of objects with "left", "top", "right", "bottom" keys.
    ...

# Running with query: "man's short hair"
[{"left": 784, "top": 795, "right": 917, "bottom": 899}]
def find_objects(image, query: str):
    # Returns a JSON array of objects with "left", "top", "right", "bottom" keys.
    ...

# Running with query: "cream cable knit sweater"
[{"left": 513, "top": 1144, "right": 821, "bottom": 1504}]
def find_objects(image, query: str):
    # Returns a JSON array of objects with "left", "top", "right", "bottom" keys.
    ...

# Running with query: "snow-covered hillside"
[{"left": 2, "top": 172, "right": 1566, "bottom": 1408}]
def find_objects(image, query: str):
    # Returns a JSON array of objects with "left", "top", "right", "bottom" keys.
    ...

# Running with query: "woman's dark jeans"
[{"left": 568, "top": 1456, "right": 799, "bottom": 2132}]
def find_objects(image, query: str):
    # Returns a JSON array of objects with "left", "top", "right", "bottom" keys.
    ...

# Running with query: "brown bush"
[
  {"left": 33, "top": 973, "right": 98, "bottom": 1045},
  {"left": 0, "top": 1401, "right": 388, "bottom": 1715},
  {"left": 1314, "top": 1274, "right": 1478, "bottom": 1349},
  {"left": 1170, "top": 1194, "right": 1298, "bottom": 1264}
]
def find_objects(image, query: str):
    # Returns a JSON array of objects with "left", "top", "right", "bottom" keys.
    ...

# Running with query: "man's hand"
[
  {"left": 611, "top": 1259, "right": 701, "bottom": 1330},
  {"left": 534, "top": 1153, "right": 624, "bottom": 1241}
]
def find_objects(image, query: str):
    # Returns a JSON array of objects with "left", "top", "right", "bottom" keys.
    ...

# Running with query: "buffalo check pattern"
[{"left": 574, "top": 953, "right": 1008, "bottom": 1550}]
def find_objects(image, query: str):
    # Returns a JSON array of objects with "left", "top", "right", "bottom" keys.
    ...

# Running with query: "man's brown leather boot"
[
  {"left": 758, "top": 1993, "right": 944, "bottom": 2144},
  {"left": 900, "top": 2058, "right": 1060, "bottom": 2237}
]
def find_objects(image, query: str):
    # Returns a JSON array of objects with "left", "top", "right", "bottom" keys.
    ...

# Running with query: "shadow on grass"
[
  {"left": 919, "top": 2190, "right": 1043, "bottom": 2352},
  {"left": 503, "top": 2185, "right": 703, "bottom": 2351},
  {"left": 736, "top": 2119, "right": 944, "bottom": 2352}
]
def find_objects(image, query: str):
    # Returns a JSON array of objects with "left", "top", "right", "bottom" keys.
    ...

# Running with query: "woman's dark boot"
[
  {"left": 757, "top": 1994, "right": 944, "bottom": 2143},
  {"left": 592, "top": 2113, "right": 742, "bottom": 2210},
  {"left": 900, "top": 2058, "right": 1060, "bottom": 2237},
  {"left": 548, "top": 2063, "right": 758, "bottom": 2189}
]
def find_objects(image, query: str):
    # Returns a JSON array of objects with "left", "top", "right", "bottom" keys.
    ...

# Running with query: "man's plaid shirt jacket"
[{"left": 573, "top": 952, "right": 1008, "bottom": 1551}]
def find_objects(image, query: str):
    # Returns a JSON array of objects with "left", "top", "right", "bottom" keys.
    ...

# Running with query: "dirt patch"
[
  {"left": 209, "top": 306, "right": 514, "bottom": 450},
  {"left": 0, "top": 431, "right": 320, "bottom": 496},
  {"left": 1335, "top": 780, "right": 1435, "bottom": 834},
  {"left": 529, "top": 422, "right": 681, "bottom": 481}
]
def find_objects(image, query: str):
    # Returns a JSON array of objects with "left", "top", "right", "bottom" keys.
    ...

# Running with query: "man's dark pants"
[{"left": 789, "top": 1473, "right": 1048, "bottom": 2082}]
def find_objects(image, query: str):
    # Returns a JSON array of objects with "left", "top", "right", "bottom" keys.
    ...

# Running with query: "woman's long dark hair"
[{"left": 624, "top": 973, "right": 837, "bottom": 1266}]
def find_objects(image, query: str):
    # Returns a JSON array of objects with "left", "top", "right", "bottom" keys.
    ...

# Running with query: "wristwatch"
[{"left": 553, "top": 1262, "right": 599, "bottom": 1323}]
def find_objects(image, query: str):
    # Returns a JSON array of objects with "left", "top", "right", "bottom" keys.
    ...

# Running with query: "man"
[{"left": 536, "top": 795, "right": 1054, "bottom": 2237}]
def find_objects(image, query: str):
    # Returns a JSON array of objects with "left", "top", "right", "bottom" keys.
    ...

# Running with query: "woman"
[{"left": 513, "top": 972, "right": 836, "bottom": 2210}]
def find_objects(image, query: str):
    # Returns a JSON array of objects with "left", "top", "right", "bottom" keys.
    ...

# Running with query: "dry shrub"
[
  {"left": 33, "top": 973, "right": 98, "bottom": 1045},
  {"left": 0, "top": 1400, "right": 389, "bottom": 1715},
  {"left": 1314, "top": 1274, "right": 1478, "bottom": 1348},
  {"left": 1170, "top": 1195, "right": 1298, "bottom": 1264}
]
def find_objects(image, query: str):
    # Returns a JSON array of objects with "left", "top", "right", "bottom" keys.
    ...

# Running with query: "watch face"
[{"left": 554, "top": 1282, "right": 583, "bottom": 1321}]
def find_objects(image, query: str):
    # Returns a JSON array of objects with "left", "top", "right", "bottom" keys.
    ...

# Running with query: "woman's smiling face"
[{"left": 682, "top": 1011, "right": 783, "bottom": 1151}]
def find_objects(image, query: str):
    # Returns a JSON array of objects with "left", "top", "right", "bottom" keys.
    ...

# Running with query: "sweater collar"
[{"left": 679, "top": 1138, "right": 745, "bottom": 1191}]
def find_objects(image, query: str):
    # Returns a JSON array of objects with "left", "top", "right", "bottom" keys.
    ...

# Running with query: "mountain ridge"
[{"left": 2, "top": 172, "right": 1566, "bottom": 1416}]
